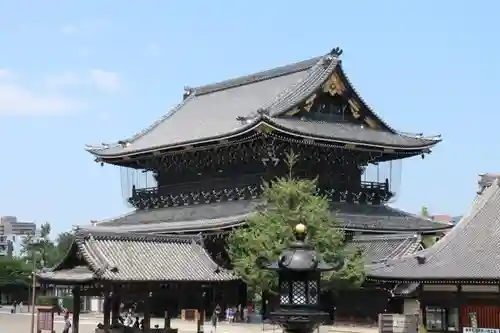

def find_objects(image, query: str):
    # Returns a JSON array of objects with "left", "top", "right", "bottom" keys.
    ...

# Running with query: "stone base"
[{"left": 95, "top": 328, "right": 178, "bottom": 333}]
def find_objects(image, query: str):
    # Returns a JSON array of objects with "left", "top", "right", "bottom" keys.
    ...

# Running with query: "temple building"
[
  {"left": 45, "top": 46, "right": 452, "bottom": 324},
  {"left": 368, "top": 173, "right": 500, "bottom": 331}
]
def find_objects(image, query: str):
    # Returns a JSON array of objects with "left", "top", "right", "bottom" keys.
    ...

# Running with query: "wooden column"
[
  {"left": 111, "top": 286, "right": 121, "bottom": 325},
  {"left": 103, "top": 293, "right": 111, "bottom": 333},
  {"left": 164, "top": 310, "right": 171, "bottom": 329},
  {"left": 143, "top": 292, "right": 152, "bottom": 332},
  {"left": 72, "top": 287, "right": 81, "bottom": 333}
]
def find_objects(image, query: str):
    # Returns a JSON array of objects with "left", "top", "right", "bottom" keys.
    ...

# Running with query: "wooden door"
[{"left": 461, "top": 305, "right": 500, "bottom": 329}]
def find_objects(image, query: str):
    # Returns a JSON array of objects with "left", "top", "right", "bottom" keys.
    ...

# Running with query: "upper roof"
[
  {"left": 37, "top": 229, "right": 236, "bottom": 283},
  {"left": 86, "top": 47, "right": 440, "bottom": 159},
  {"left": 85, "top": 200, "right": 451, "bottom": 234},
  {"left": 368, "top": 173, "right": 500, "bottom": 282}
]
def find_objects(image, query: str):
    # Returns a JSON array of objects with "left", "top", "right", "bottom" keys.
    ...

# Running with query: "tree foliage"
[
  {"left": 420, "top": 206, "right": 430, "bottom": 217},
  {"left": 227, "top": 152, "right": 365, "bottom": 295},
  {"left": 0, "top": 222, "right": 75, "bottom": 291},
  {"left": 20, "top": 223, "right": 75, "bottom": 268},
  {"left": 0, "top": 256, "right": 31, "bottom": 287},
  {"left": 53, "top": 232, "right": 75, "bottom": 262}
]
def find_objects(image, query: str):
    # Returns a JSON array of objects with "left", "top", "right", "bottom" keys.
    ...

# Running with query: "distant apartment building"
[{"left": 0, "top": 216, "right": 36, "bottom": 256}]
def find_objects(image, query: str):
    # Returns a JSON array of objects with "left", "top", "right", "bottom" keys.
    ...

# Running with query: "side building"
[
  {"left": 82, "top": 47, "right": 451, "bottom": 322},
  {"left": 368, "top": 173, "right": 500, "bottom": 331},
  {"left": 0, "top": 216, "right": 36, "bottom": 257}
]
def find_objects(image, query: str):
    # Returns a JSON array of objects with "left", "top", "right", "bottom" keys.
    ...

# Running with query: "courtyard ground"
[{"left": 0, "top": 311, "right": 379, "bottom": 333}]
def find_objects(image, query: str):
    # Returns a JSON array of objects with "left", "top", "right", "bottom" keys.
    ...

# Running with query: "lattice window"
[
  {"left": 292, "top": 281, "right": 306, "bottom": 305},
  {"left": 280, "top": 281, "right": 290, "bottom": 304},
  {"left": 308, "top": 280, "right": 318, "bottom": 304}
]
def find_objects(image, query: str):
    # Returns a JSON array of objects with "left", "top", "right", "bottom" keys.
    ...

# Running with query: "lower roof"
[
  {"left": 368, "top": 174, "right": 500, "bottom": 282},
  {"left": 348, "top": 233, "right": 422, "bottom": 264},
  {"left": 88, "top": 200, "right": 451, "bottom": 234},
  {"left": 37, "top": 230, "right": 236, "bottom": 283}
]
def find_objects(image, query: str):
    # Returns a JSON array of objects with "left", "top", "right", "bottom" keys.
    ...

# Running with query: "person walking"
[
  {"left": 210, "top": 310, "right": 218, "bottom": 333},
  {"left": 62, "top": 312, "right": 72, "bottom": 333}
]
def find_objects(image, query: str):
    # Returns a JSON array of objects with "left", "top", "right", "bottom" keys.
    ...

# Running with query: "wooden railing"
[{"left": 129, "top": 177, "right": 393, "bottom": 209}]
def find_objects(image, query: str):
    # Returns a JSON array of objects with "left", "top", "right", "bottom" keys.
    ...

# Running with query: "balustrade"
[{"left": 128, "top": 175, "right": 393, "bottom": 209}]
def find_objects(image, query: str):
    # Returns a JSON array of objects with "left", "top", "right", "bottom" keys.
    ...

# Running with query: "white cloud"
[
  {"left": 0, "top": 81, "right": 79, "bottom": 116},
  {"left": 0, "top": 69, "right": 13, "bottom": 80},
  {"left": 60, "top": 20, "right": 110, "bottom": 37},
  {"left": 89, "top": 69, "right": 121, "bottom": 92},
  {"left": 0, "top": 67, "right": 122, "bottom": 116},
  {"left": 43, "top": 72, "right": 81, "bottom": 89}
]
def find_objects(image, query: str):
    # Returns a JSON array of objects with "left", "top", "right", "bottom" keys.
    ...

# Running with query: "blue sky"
[{"left": 0, "top": 0, "right": 497, "bottom": 235}]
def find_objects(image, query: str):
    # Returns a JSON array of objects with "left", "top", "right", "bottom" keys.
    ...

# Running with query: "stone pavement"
[{"left": 0, "top": 311, "right": 378, "bottom": 333}]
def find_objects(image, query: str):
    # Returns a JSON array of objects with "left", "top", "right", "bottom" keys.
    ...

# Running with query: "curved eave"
[
  {"left": 88, "top": 119, "right": 440, "bottom": 164},
  {"left": 366, "top": 276, "right": 500, "bottom": 284},
  {"left": 344, "top": 225, "right": 452, "bottom": 234},
  {"left": 263, "top": 118, "right": 441, "bottom": 151},
  {"left": 86, "top": 114, "right": 265, "bottom": 159}
]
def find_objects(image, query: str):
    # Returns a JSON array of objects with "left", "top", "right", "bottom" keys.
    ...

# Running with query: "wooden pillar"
[
  {"left": 143, "top": 292, "right": 152, "bottom": 332},
  {"left": 72, "top": 287, "right": 81, "bottom": 333},
  {"left": 164, "top": 310, "right": 171, "bottom": 329},
  {"left": 103, "top": 293, "right": 111, "bottom": 333},
  {"left": 111, "top": 286, "right": 121, "bottom": 325},
  {"left": 457, "top": 284, "right": 464, "bottom": 332}
]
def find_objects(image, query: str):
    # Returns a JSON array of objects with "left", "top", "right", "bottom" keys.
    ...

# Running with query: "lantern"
[{"left": 259, "top": 223, "right": 343, "bottom": 333}]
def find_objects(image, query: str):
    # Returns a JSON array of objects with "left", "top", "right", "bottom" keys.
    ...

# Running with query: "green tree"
[
  {"left": 52, "top": 232, "right": 75, "bottom": 264},
  {"left": 20, "top": 222, "right": 56, "bottom": 268},
  {"left": 227, "top": 153, "right": 365, "bottom": 295},
  {"left": 0, "top": 256, "right": 31, "bottom": 287},
  {"left": 420, "top": 206, "right": 430, "bottom": 217}
]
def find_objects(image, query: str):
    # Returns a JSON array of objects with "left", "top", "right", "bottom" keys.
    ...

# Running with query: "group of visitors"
[
  {"left": 10, "top": 300, "right": 24, "bottom": 313},
  {"left": 210, "top": 304, "right": 251, "bottom": 333},
  {"left": 121, "top": 308, "right": 145, "bottom": 328},
  {"left": 225, "top": 304, "right": 249, "bottom": 323}
]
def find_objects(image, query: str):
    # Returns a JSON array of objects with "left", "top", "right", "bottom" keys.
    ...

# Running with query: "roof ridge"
[
  {"left": 193, "top": 56, "right": 322, "bottom": 96},
  {"left": 77, "top": 229, "right": 200, "bottom": 243},
  {"left": 263, "top": 55, "right": 339, "bottom": 117}
]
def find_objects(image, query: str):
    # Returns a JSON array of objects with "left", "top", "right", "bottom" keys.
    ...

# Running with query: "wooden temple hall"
[
  {"left": 37, "top": 46, "right": 453, "bottom": 329},
  {"left": 37, "top": 230, "right": 240, "bottom": 333},
  {"left": 368, "top": 173, "right": 500, "bottom": 332}
]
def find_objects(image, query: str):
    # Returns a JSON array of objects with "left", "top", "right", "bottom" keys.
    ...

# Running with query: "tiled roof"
[
  {"left": 347, "top": 233, "right": 422, "bottom": 264},
  {"left": 86, "top": 48, "right": 439, "bottom": 158},
  {"left": 38, "top": 230, "right": 236, "bottom": 283},
  {"left": 86, "top": 200, "right": 451, "bottom": 234},
  {"left": 270, "top": 118, "right": 438, "bottom": 149},
  {"left": 368, "top": 174, "right": 500, "bottom": 282}
]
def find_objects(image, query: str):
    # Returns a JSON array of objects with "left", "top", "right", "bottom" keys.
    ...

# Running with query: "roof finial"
[
  {"left": 183, "top": 86, "right": 193, "bottom": 100},
  {"left": 330, "top": 47, "right": 343, "bottom": 57}
]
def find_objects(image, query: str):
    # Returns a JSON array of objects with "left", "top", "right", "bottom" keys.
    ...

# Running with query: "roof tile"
[
  {"left": 368, "top": 175, "right": 500, "bottom": 281},
  {"left": 87, "top": 201, "right": 451, "bottom": 233},
  {"left": 40, "top": 231, "right": 236, "bottom": 282}
]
